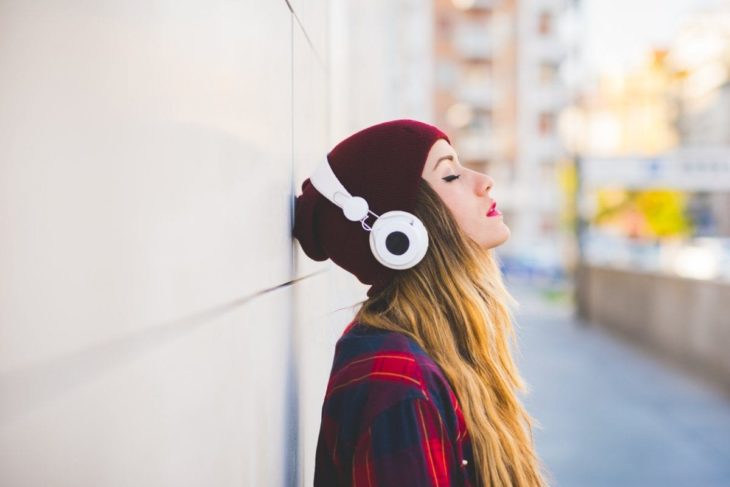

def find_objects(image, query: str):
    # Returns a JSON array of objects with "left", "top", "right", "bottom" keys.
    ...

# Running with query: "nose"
[{"left": 476, "top": 172, "right": 494, "bottom": 195}]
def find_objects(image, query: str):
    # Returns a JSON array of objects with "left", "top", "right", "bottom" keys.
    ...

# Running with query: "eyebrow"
[{"left": 433, "top": 154, "right": 454, "bottom": 171}]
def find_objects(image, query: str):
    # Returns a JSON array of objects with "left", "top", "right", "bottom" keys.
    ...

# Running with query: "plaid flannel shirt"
[{"left": 314, "top": 320, "right": 476, "bottom": 487}]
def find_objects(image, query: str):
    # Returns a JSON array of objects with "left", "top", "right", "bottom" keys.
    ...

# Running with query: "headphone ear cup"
[{"left": 369, "top": 211, "right": 429, "bottom": 270}]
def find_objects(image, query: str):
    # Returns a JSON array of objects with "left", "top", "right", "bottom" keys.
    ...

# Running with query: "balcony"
[
  {"left": 453, "top": 25, "right": 493, "bottom": 60},
  {"left": 451, "top": 0, "right": 496, "bottom": 12},
  {"left": 458, "top": 82, "right": 497, "bottom": 108}
]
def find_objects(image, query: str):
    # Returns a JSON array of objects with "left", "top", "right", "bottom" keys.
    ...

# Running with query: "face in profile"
[{"left": 421, "top": 139, "right": 510, "bottom": 249}]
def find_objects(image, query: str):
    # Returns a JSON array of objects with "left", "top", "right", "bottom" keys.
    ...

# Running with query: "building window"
[
  {"left": 436, "top": 62, "right": 458, "bottom": 89},
  {"left": 464, "top": 57, "right": 493, "bottom": 73},
  {"left": 438, "top": 17, "right": 453, "bottom": 37},
  {"left": 463, "top": 62, "right": 492, "bottom": 84},
  {"left": 470, "top": 109, "right": 493, "bottom": 131},
  {"left": 538, "top": 112, "right": 555, "bottom": 135},
  {"left": 538, "top": 61, "right": 558, "bottom": 85},
  {"left": 454, "top": 22, "right": 492, "bottom": 60},
  {"left": 538, "top": 11, "right": 552, "bottom": 36}
]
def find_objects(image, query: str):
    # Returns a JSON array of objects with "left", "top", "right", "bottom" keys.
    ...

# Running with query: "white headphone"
[{"left": 309, "top": 157, "right": 429, "bottom": 270}]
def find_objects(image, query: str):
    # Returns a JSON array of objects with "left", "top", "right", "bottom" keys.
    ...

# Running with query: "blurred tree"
[
  {"left": 592, "top": 188, "right": 693, "bottom": 238},
  {"left": 635, "top": 190, "right": 692, "bottom": 237},
  {"left": 557, "top": 159, "right": 577, "bottom": 232}
]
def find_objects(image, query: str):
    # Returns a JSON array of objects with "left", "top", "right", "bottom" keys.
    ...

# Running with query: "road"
[{"left": 512, "top": 283, "right": 730, "bottom": 487}]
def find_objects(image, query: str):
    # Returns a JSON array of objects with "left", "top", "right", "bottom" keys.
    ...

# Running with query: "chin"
[{"left": 485, "top": 227, "right": 510, "bottom": 249}]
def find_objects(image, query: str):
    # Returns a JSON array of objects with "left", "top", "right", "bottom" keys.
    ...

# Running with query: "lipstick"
[{"left": 486, "top": 201, "right": 502, "bottom": 217}]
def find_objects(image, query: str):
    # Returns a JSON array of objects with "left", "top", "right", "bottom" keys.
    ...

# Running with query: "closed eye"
[{"left": 442, "top": 174, "right": 461, "bottom": 182}]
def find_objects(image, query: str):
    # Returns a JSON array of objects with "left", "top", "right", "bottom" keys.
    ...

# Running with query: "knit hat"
[{"left": 293, "top": 119, "right": 451, "bottom": 298}]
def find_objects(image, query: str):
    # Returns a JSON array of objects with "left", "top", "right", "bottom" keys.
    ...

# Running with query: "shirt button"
[{"left": 462, "top": 459, "right": 468, "bottom": 466}]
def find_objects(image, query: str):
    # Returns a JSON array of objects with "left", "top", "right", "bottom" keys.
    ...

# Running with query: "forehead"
[{"left": 426, "top": 139, "right": 455, "bottom": 166}]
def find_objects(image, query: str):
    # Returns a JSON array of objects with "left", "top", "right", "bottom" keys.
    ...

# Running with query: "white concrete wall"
[
  {"left": 0, "top": 0, "right": 352, "bottom": 485},
  {"left": 333, "top": 0, "right": 435, "bottom": 139},
  {"left": 0, "top": 1, "right": 435, "bottom": 485}
]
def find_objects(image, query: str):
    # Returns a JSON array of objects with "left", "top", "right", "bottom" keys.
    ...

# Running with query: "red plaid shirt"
[{"left": 314, "top": 320, "right": 476, "bottom": 487}]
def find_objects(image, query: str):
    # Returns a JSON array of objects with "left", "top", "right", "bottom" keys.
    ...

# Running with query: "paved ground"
[{"left": 510, "top": 282, "right": 730, "bottom": 487}]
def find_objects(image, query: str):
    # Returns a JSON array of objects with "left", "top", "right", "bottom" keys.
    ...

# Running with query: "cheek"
[
  {"left": 435, "top": 191, "right": 496, "bottom": 241},
  {"left": 453, "top": 210, "right": 486, "bottom": 242},
  {"left": 451, "top": 204, "right": 476, "bottom": 234},
  {"left": 439, "top": 195, "right": 478, "bottom": 231},
  {"left": 440, "top": 194, "right": 470, "bottom": 220}
]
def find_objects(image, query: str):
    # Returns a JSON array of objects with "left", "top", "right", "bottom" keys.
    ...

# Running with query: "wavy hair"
[{"left": 354, "top": 179, "right": 549, "bottom": 487}]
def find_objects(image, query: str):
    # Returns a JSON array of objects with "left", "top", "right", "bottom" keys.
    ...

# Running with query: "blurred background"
[{"left": 1, "top": 0, "right": 729, "bottom": 486}]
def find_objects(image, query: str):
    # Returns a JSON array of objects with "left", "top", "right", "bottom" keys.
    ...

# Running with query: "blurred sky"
[{"left": 582, "top": 0, "right": 727, "bottom": 76}]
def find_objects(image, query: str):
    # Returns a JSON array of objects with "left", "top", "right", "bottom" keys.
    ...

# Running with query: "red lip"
[{"left": 486, "top": 201, "right": 501, "bottom": 217}]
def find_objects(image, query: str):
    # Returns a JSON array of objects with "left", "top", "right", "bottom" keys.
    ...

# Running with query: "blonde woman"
[{"left": 294, "top": 120, "right": 548, "bottom": 487}]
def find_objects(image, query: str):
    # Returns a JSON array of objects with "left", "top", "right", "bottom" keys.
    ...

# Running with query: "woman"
[{"left": 294, "top": 119, "right": 548, "bottom": 487}]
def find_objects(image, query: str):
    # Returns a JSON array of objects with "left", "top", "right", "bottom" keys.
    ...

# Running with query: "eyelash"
[{"left": 442, "top": 174, "right": 461, "bottom": 182}]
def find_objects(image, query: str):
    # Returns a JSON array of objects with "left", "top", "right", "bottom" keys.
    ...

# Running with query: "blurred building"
[
  {"left": 433, "top": 0, "right": 505, "bottom": 171},
  {"left": 670, "top": 5, "right": 730, "bottom": 237},
  {"left": 677, "top": 79, "right": 730, "bottom": 146},
  {"left": 433, "top": 0, "right": 572, "bottom": 277},
  {"left": 670, "top": 4, "right": 730, "bottom": 147},
  {"left": 573, "top": 4, "right": 730, "bottom": 157},
  {"left": 572, "top": 3, "right": 730, "bottom": 247},
  {"left": 578, "top": 49, "right": 681, "bottom": 157},
  {"left": 572, "top": 1, "right": 730, "bottom": 392}
]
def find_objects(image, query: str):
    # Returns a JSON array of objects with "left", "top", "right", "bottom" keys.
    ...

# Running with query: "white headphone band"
[
  {"left": 309, "top": 157, "right": 373, "bottom": 224},
  {"left": 307, "top": 156, "right": 429, "bottom": 270},
  {"left": 309, "top": 157, "right": 351, "bottom": 209}
]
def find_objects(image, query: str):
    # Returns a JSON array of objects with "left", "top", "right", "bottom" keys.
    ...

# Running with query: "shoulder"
[
  {"left": 324, "top": 322, "right": 458, "bottom": 427},
  {"left": 318, "top": 322, "right": 471, "bottom": 479}
]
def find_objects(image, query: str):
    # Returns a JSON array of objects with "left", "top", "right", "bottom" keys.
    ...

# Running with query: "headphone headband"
[
  {"left": 307, "top": 156, "right": 429, "bottom": 270},
  {"left": 310, "top": 157, "right": 370, "bottom": 222}
]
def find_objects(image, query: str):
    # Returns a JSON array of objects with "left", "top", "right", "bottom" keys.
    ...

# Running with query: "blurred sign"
[{"left": 583, "top": 147, "right": 730, "bottom": 191}]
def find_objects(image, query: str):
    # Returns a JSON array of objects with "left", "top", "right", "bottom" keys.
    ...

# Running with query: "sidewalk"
[{"left": 510, "top": 282, "right": 730, "bottom": 487}]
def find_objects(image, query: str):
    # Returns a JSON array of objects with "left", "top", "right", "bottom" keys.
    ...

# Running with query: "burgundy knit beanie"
[{"left": 293, "top": 119, "right": 451, "bottom": 298}]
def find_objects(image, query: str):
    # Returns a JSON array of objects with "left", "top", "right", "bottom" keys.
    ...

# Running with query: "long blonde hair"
[{"left": 354, "top": 179, "right": 549, "bottom": 487}]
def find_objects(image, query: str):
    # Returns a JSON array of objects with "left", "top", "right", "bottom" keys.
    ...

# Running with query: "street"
[{"left": 512, "top": 283, "right": 730, "bottom": 487}]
